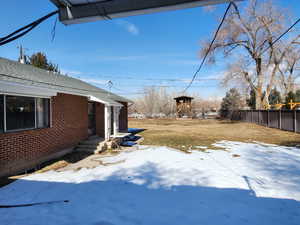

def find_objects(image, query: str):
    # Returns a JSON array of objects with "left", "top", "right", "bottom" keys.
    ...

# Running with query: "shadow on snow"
[{"left": 0, "top": 162, "right": 299, "bottom": 225}]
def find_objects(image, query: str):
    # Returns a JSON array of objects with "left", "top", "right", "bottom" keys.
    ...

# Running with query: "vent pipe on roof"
[{"left": 17, "top": 45, "right": 27, "bottom": 64}]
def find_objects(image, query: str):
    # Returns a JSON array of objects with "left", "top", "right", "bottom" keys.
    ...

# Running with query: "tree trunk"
[
  {"left": 255, "top": 57, "right": 263, "bottom": 109},
  {"left": 255, "top": 88, "right": 263, "bottom": 109}
]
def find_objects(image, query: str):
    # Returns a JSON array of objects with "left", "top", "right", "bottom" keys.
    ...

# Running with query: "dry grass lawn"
[{"left": 129, "top": 118, "right": 300, "bottom": 151}]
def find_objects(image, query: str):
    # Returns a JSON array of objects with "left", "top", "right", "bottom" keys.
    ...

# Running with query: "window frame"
[
  {"left": 1, "top": 94, "right": 51, "bottom": 133},
  {"left": 0, "top": 95, "right": 4, "bottom": 133}
]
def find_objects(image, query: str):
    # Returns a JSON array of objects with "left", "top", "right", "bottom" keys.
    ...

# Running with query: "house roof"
[{"left": 0, "top": 57, "right": 132, "bottom": 104}]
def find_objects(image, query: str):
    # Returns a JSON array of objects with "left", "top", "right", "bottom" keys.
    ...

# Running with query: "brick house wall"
[
  {"left": 95, "top": 102, "right": 105, "bottom": 138},
  {"left": 0, "top": 93, "right": 88, "bottom": 178},
  {"left": 119, "top": 101, "right": 128, "bottom": 132}
]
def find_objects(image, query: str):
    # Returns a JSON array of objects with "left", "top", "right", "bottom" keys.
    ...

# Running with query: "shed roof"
[
  {"left": 0, "top": 57, "right": 132, "bottom": 104},
  {"left": 174, "top": 96, "right": 194, "bottom": 100}
]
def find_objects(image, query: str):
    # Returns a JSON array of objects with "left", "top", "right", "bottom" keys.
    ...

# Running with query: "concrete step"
[
  {"left": 79, "top": 138, "right": 105, "bottom": 145},
  {"left": 76, "top": 146, "right": 106, "bottom": 154},
  {"left": 88, "top": 135, "right": 101, "bottom": 140},
  {"left": 78, "top": 142, "right": 104, "bottom": 148},
  {"left": 76, "top": 145, "right": 99, "bottom": 150},
  {"left": 76, "top": 140, "right": 107, "bottom": 154}
]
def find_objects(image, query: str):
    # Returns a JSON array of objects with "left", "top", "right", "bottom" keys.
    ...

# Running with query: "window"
[
  {"left": 6, "top": 96, "right": 35, "bottom": 131},
  {"left": 2, "top": 95, "right": 50, "bottom": 132},
  {"left": 36, "top": 98, "right": 50, "bottom": 128},
  {"left": 0, "top": 95, "right": 3, "bottom": 133}
]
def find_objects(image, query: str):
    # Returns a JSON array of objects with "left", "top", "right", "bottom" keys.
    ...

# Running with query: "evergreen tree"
[
  {"left": 285, "top": 91, "right": 296, "bottom": 104},
  {"left": 268, "top": 88, "right": 281, "bottom": 105},
  {"left": 295, "top": 90, "right": 300, "bottom": 102},
  {"left": 247, "top": 89, "right": 256, "bottom": 110},
  {"left": 247, "top": 89, "right": 267, "bottom": 109},
  {"left": 27, "top": 52, "right": 59, "bottom": 73},
  {"left": 220, "top": 88, "right": 243, "bottom": 118}
]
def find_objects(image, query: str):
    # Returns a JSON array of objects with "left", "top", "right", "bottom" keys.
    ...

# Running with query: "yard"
[
  {"left": 129, "top": 118, "right": 300, "bottom": 150},
  {"left": 1, "top": 118, "right": 300, "bottom": 225}
]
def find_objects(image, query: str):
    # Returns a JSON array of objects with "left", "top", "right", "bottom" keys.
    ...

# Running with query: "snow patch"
[{"left": 1, "top": 141, "right": 300, "bottom": 225}]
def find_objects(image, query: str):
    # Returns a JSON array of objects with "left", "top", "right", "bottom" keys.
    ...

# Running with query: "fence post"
[
  {"left": 251, "top": 110, "right": 253, "bottom": 123},
  {"left": 294, "top": 110, "right": 297, "bottom": 133},
  {"left": 258, "top": 110, "right": 260, "bottom": 124},
  {"left": 279, "top": 110, "right": 282, "bottom": 129}
]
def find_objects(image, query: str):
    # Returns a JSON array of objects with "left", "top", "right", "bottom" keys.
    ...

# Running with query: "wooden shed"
[{"left": 174, "top": 96, "right": 194, "bottom": 118}]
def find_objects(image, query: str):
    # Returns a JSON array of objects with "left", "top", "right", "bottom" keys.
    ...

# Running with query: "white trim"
[
  {"left": 104, "top": 105, "right": 110, "bottom": 140},
  {"left": 88, "top": 95, "right": 123, "bottom": 107},
  {"left": 3, "top": 95, "right": 6, "bottom": 132},
  {"left": 50, "top": 98, "right": 53, "bottom": 128},
  {"left": 34, "top": 98, "right": 37, "bottom": 129},
  {"left": 114, "top": 106, "right": 121, "bottom": 135},
  {"left": 0, "top": 80, "right": 57, "bottom": 98}
]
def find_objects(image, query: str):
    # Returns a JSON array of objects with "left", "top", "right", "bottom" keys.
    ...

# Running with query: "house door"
[
  {"left": 110, "top": 106, "right": 114, "bottom": 135},
  {"left": 88, "top": 102, "right": 96, "bottom": 136}
]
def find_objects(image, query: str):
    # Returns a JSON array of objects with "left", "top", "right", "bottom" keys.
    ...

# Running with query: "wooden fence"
[{"left": 228, "top": 110, "right": 300, "bottom": 133}]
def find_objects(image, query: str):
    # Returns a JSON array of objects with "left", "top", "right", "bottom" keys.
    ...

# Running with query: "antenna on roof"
[{"left": 107, "top": 80, "right": 113, "bottom": 96}]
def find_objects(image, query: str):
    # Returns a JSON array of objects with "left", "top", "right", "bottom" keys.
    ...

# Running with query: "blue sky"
[{"left": 1, "top": 0, "right": 299, "bottom": 99}]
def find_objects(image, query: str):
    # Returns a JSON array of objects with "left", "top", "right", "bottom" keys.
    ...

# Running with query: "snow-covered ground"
[{"left": 1, "top": 141, "right": 300, "bottom": 225}]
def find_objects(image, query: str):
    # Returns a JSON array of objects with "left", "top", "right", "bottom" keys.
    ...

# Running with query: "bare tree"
[
  {"left": 134, "top": 86, "right": 176, "bottom": 118},
  {"left": 277, "top": 41, "right": 300, "bottom": 96},
  {"left": 202, "top": 0, "right": 291, "bottom": 109}
]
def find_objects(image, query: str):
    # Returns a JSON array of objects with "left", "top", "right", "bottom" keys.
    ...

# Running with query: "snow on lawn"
[{"left": 1, "top": 141, "right": 300, "bottom": 225}]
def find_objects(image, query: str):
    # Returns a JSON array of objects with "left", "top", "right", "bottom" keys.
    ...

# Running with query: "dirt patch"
[
  {"left": 129, "top": 118, "right": 300, "bottom": 151},
  {"left": 0, "top": 151, "right": 92, "bottom": 188}
]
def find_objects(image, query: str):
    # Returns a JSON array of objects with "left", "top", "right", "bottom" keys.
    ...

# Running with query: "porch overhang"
[
  {"left": 89, "top": 95, "right": 123, "bottom": 107},
  {"left": 50, "top": 0, "right": 241, "bottom": 25}
]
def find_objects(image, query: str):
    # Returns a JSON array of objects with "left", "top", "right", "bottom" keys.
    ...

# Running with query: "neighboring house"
[{"left": 0, "top": 57, "right": 132, "bottom": 177}]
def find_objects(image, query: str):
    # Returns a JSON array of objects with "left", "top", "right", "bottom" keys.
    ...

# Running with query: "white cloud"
[{"left": 114, "top": 19, "right": 140, "bottom": 35}]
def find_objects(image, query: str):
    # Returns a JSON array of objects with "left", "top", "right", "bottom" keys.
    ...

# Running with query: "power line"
[
  {"left": 0, "top": 10, "right": 58, "bottom": 46},
  {"left": 76, "top": 74, "right": 220, "bottom": 82},
  {"left": 231, "top": 1, "right": 300, "bottom": 58},
  {"left": 183, "top": 2, "right": 234, "bottom": 93},
  {"left": 259, "top": 18, "right": 300, "bottom": 56}
]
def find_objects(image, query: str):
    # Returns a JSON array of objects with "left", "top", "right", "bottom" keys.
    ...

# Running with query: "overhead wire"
[
  {"left": 0, "top": 10, "right": 58, "bottom": 46},
  {"left": 184, "top": 1, "right": 300, "bottom": 93},
  {"left": 183, "top": 2, "right": 234, "bottom": 93}
]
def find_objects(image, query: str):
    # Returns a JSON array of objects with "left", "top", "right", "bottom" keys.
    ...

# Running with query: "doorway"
[
  {"left": 88, "top": 102, "right": 96, "bottom": 136},
  {"left": 110, "top": 106, "right": 114, "bottom": 135}
]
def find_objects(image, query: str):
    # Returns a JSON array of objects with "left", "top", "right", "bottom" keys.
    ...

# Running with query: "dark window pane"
[
  {"left": 0, "top": 95, "right": 3, "bottom": 132},
  {"left": 37, "top": 98, "right": 50, "bottom": 128},
  {"left": 6, "top": 96, "right": 35, "bottom": 131}
]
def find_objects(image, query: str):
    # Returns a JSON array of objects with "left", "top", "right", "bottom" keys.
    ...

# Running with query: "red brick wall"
[
  {"left": 95, "top": 102, "right": 105, "bottom": 138},
  {"left": 119, "top": 102, "right": 128, "bottom": 132},
  {"left": 0, "top": 93, "right": 88, "bottom": 177}
]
